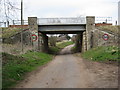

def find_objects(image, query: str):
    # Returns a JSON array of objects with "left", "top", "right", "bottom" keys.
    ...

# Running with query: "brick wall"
[
  {"left": 9, "top": 25, "right": 29, "bottom": 28},
  {"left": 95, "top": 23, "right": 112, "bottom": 27}
]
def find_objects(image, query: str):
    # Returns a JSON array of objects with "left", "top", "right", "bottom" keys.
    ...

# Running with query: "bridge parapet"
[{"left": 37, "top": 17, "right": 86, "bottom": 25}]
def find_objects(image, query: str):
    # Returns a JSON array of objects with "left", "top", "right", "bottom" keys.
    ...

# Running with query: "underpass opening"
[
  {"left": 38, "top": 32, "right": 84, "bottom": 54},
  {"left": 38, "top": 23, "right": 86, "bottom": 54}
]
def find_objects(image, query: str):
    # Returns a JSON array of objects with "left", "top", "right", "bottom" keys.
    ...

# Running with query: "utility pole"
[
  {"left": 21, "top": 0, "right": 23, "bottom": 52},
  {"left": 118, "top": 1, "right": 120, "bottom": 25},
  {"left": 21, "top": 0, "right": 23, "bottom": 25}
]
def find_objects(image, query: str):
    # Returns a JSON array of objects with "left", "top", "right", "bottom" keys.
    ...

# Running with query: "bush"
[{"left": 49, "top": 36, "right": 57, "bottom": 47}]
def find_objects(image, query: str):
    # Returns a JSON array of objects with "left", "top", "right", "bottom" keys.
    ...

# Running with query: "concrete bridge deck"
[{"left": 37, "top": 17, "right": 86, "bottom": 34}]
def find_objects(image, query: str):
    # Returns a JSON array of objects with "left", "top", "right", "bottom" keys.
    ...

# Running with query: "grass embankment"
[
  {"left": 49, "top": 41, "right": 74, "bottom": 54},
  {"left": 2, "top": 51, "right": 53, "bottom": 88},
  {"left": 81, "top": 46, "right": 119, "bottom": 62},
  {"left": 1, "top": 27, "right": 22, "bottom": 39},
  {"left": 97, "top": 25, "right": 119, "bottom": 35}
]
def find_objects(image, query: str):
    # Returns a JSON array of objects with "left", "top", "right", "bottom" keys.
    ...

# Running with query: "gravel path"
[{"left": 16, "top": 45, "right": 118, "bottom": 88}]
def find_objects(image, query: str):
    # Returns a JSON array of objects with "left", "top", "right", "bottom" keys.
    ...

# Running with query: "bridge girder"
[{"left": 38, "top": 24, "right": 86, "bottom": 34}]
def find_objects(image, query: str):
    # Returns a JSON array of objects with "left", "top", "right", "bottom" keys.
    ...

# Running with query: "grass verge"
[
  {"left": 57, "top": 41, "right": 74, "bottom": 49},
  {"left": 2, "top": 51, "right": 53, "bottom": 88},
  {"left": 48, "top": 47, "right": 60, "bottom": 54},
  {"left": 81, "top": 46, "right": 119, "bottom": 62},
  {"left": 49, "top": 41, "right": 74, "bottom": 54}
]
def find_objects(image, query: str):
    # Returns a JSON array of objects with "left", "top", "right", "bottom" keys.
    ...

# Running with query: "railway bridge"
[{"left": 28, "top": 16, "right": 95, "bottom": 53}]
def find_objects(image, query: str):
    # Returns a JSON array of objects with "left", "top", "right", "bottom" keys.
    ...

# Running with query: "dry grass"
[
  {"left": 1, "top": 27, "right": 22, "bottom": 38},
  {"left": 97, "top": 25, "right": 119, "bottom": 35},
  {"left": 2, "top": 43, "right": 33, "bottom": 55}
]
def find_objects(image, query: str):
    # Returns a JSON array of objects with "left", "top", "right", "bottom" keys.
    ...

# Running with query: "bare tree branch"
[
  {"left": 6, "top": 1, "right": 21, "bottom": 10},
  {"left": 0, "top": 0, "right": 21, "bottom": 26}
]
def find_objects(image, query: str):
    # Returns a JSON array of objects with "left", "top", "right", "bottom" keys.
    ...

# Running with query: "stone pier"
[{"left": 86, "top": 16, "right": 95, "bottom": 50}]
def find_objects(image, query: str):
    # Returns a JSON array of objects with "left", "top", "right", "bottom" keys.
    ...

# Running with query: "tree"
[
  {"left": 49, "top": 36, "right": 57, "bottom": 47},
  {"left": 65, "top": 34, "right": 71, "bottom": 40},
  {"left": 0, "top": 0, "right": 20, "bottom": 27}
]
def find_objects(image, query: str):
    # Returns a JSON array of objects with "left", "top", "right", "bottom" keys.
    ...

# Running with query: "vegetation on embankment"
[
  {"left": 2, "top": 51, "right": 53, "bottom": 88},
  {"left": 3, "top": 41, "right": 74, "bottom": 88},
  {"left": 97, "top": 25, "right": 119, "bottom": 35},
  {"left": 49, "top": 41, "right": 74, "bottom": 54},
  {"left": 1, "top": 27, "right": 22, "bottom": 39},
  {"left": 81, "top": 46, "right": 119, "bottom": 62}
]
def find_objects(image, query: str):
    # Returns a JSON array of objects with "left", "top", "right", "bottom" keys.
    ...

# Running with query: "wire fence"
[
  {"left": 2, "top": 28, "right": 33, "bottom": 55},
  {"left": 95, "top": 17, "right": 112, "bottom": 23},
  {"left": 12, "top": 20, "right": 28, "bottom": 25},
  {"left": 0, "top": 16, "right": 114, "bottom": 27},
  {"left": 0, "top": 20, "right": 28, "bottom": 27}
]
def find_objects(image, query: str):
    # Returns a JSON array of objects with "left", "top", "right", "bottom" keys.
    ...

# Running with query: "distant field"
[
  {"left": 49, "top": 41, "right": 74, "bottom": 54},
  {"left": 57, "top": 41, "right": 74, "bottom": 49}
]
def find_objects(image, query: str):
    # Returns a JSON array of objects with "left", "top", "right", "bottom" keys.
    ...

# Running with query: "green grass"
[
  {"left": 81, "top": 46, "right": 119, "bottom": 62},
  {"left": 71, "top": 46, "right": 76, "bottom": 53},
  {"left": 49, "top": 47, "right": 60, "bottom": 54},
  {"left": 57, "top": 41, "right": 74, "bottom": 49},
  {"left": 49, "top": 41, "right": 74, "bottom": 54},
  {"left": 2, "top": 51, "right": 53, "bottom": 88}
]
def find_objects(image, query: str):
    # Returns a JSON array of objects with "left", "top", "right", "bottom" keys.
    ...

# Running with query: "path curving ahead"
[{"left": 16, "top": 45, "right": 118, "bottom": 88}]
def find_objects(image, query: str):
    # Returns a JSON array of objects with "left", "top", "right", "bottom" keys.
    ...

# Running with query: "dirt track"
[{"left": 16, "top": 45, "right": 118, "bottom": 88}]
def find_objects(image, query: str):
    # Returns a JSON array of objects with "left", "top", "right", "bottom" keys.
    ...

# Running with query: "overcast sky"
[
  {"left": 20, "top": 0, "right": 119, "bottom": 24},
  {"left": 1, "top": 0, "right": 119, "bottom": 25}
]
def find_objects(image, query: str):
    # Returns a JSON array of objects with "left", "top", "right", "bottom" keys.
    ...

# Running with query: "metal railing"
[
  {"left": 95, "top": 17, "right": 112, "bottom": 23},
  {"left": 12, "top": 20, "right": 28, "bottom": 25},
  {"left": 38, "top": 17, "right": 86, "bottom": 25},
  {"left": 0, "top": 20, "right": 28, "bottom": 27}
]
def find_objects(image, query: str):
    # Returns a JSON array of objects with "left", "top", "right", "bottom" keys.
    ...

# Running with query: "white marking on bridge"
[{"left": 38, "top": 17, "right": 86, "bottom": 25}]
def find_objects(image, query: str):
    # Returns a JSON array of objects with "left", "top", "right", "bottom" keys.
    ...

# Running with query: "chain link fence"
[{"left": 1, "top": 28, "right": 35, "bottom": 55}]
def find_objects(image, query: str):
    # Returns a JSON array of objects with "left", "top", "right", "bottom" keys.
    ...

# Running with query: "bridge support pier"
[
  {"left": 74, "top": 32, "right": 83, "bottom": 52},
  {"left": 41, "top": 34, "right": 49, "bottom": 53},
  {"left": 86, "top": 16, "right": 95, "bottom": 50},
  {"left": 28, "top": 17, "right": 39, "bottom": 51}
]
